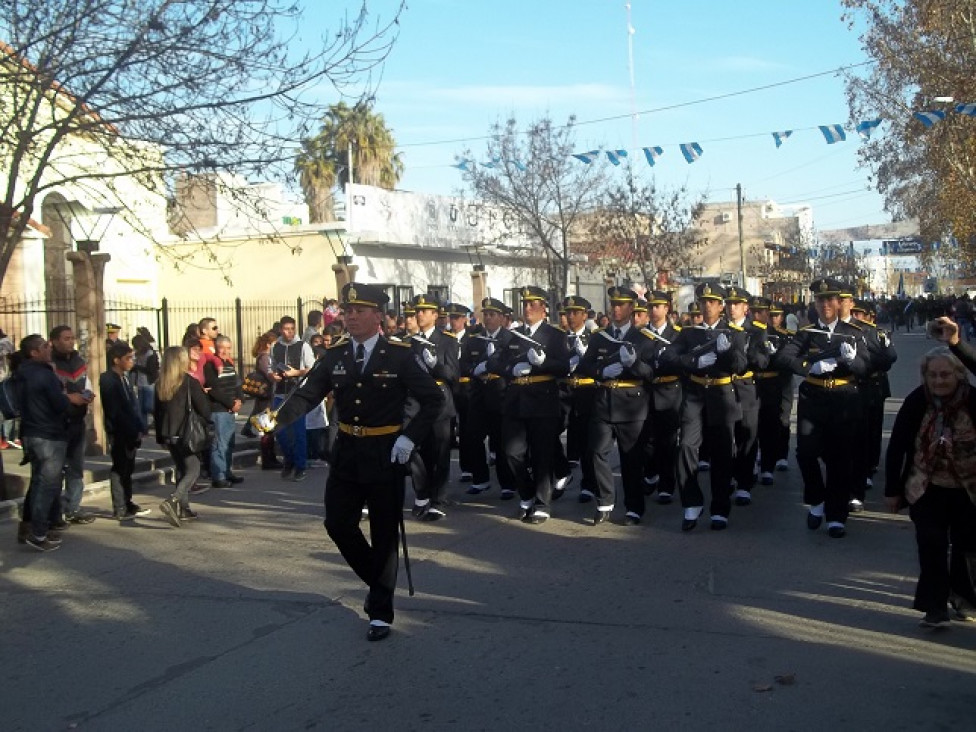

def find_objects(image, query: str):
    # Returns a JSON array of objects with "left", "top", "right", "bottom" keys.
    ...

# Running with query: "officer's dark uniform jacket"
[
  {"left": 576, "top": 326, "right": 656, "bottom": 423},
  {"left": 404, "top": 328, "right": 458, "bottom": 422},
  {"left": 774, "top": 320, "right": 870, "bottom": 402},
  {"left": 487, "top": 321, "right": 570, "bottom": 419},
  {"left": 275, "top": 337, "right": 444, "bottom": 483},
  {"left": 731, "top": 318, "right": 770, "bottom": 406},
  {"left": 644, "top": 322, "right": 683, "bottom": 412},
  {"left": 460, "top": 328, "right": 510, "bottom": 411}
]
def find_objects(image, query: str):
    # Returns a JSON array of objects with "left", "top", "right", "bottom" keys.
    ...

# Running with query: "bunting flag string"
[
  {"left": 642, "top": 146, "right": 663, "bottom": 166},
  {"left": 956, "top": 103, "right": 976, "bottom": 117},
  {"left": 856, "top": 118, "right": 882, "bottom": 139},
  {"left": 819, "top": 124, "right": 846, "bottom": 144},
  {"left": 606, "top": 149, "right": 628, "bottom": 166},
  {"left": 913, "top": 110, "right": 946, "bottom": 127},
  {"left": 680, "top": 142, "right": 703, "bottom": 163},
  {"left": 772, "top": 130, "right": 792, "bottom": 148}
]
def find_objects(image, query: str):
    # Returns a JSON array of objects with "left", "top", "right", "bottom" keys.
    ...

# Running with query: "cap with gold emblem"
[
  {"left": 749, "top": 296, "right": 771, "bottom": 310},
  {"left": 561, "top": 295, "right": 591, "bottom": 311},
  {"left": 402, "top": 305, "right": 416, "bottom": 316},
  {"left": 519, "top": 285, "right": 548, "bottom": 302},
  {"left": 408, "top": 293, "right": 441, "bottom": 311},
  {"left": 481, "top": 297, "right": 507, "bottom": 313},
  {"left": 646, "top": 290, "right": 671, "bottom": 306},
  {"left": 445, "top": 302, "right": 472, "bottom": 317},
  {"left": 837, "top": 282, "right": 856, "bottom": 299},
  {"left": 809, "top": 278, "right": 843, "bottom": 297},
  {"left": 106, "top": 323, "right": 122, "bottom": 334},
  {"left": 695, "top": 282, "right": 727, "bottom": 301},
  {"left": 341, "top": 282, "right": 390, "bottom": 309},
  {"left": 607, "top": 286, "right": 638, "bottom": 304},
  {"left": 633, "top": 298, "right": 648, "bottom": 313},
  {"left": 724, "top": 286, "right": 751, "bottom": 303},
  {"left": 769, "top": 302, "right": 784, "bottom": 314},
  {"left": 851, "top": 299, "right": 867, "bottom": 314},
  {"left": 688, "top": 301, "right": 702, "bottom": 315}
]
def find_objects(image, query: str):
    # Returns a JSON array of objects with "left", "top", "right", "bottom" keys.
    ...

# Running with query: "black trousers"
[
  {"left": 455, "top": 387, "right": 472, "bottom": 473},
  {"left": 109, "top": 437, "right": 136, "bottom": 513},
  {"left": 324, "top": 463, "right": 404, "bottom": 625},
  {"left": 642, "top": 405, "right": 679, "bottom": 494},
  {"left": 463, "top": 405, "right": 515, "bottom": 490},
  {"left": 503, "top": 413, "right": 561, "bottom": 510},
  {"left": 796, "top": 386, "right": 857, "bottom": 524},
  {"left": 589, "top": 418, "right": 647, "bottom": 515},
  {"left": 757, "top": 376, "right": 792, "bottom": 472},
  {"left": 732, "top": 406, "right": 759, "bottom": 492},
  {"left": 410, "top": 418, "right": 452, "bottom": 507},
  {"left": 909, "top": 484, "right": 976, "bottom": 613},
  {"left": 676, "top": 389, "right": 736, "bottom": 518}
]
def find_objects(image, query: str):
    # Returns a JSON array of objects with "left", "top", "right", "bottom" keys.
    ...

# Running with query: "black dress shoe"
[
  {"left": 516, "top": 507, "right": 530, "bottom": 521},
  {"left": 681, "top": 518, "right": 698, "bottom": 532},
  {"left": 828, "top": 525, "right": 847, "bottom": 539},
  {"left": 421, "top": 507, "right": 446, "bottom": 522},
  {"left": 578, "top": 492, "right": 594, "bottom": 504},
  {"left": 806, "top": 512, "right": 823, "bottom": 530},
  {"left": 624, "top": 514, "right": 641, "bottom": 526},
  {"left": 656, "top": 492, "right": 673, "bottom": 505},
  {"left": 500, "top": 489, "right": 516, "bottom": 500},
  {"left": 366, "top": 624, "right": 391, "bottom": 642},
  {"left": 412, "top": 503, "right": 430, "bottom": 519},
  {"left": 710, "top": 518, "right": 728, "bottom": 531},
  {"left": 211, "top": 479, "right": 232, "bottom": 489},
  {"left": 527, "top": 512, "right": 549, "bottom": 525},
  {"left": 226, "top": 474, "right": 245, "bottom": 484},
  {"left": 594, "top": 510, "right": 611, "bottom": 525}
]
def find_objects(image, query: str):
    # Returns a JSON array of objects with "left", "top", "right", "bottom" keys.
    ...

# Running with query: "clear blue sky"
[{"left": 303, "top": 0, "right": 888, "bottom": 231}]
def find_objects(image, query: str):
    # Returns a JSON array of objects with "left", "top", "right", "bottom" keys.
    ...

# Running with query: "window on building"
[
  {"left": 396, "top": 285, "right": 414, "bottom": 313},
  {"left": 427, "top": 284, "right": 449, "bottom": 304}
]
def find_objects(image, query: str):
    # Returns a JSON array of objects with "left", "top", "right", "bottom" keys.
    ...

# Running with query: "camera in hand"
[{"left": 926, "top": 320, "right": 944, "bottom": 338}]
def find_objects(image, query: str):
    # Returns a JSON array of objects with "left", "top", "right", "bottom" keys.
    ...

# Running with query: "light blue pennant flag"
[
  {"left": 772, "top": 131, "right": 793, "bottom": 148},
  {"left": 955, "top": 103, "right": 976, "bottom": 117},
  {"left": 572, "top": 150, "right": 602, "bottom": 164},
  {"left": 913, "top": 110, "right": 946, "bottom": 127},
  {"left": 510, "top": 160, "right": 527, "bottom": 171},
  {"left": 642, "top": 146, "right": 663, "bottom": 166},
  {"left": 680, "top": 142, "right": 703, "bottom": 163},
  {"left": 856, "top": 119, "right": 882, "bottom": 139},
  {"left": 606, "top": 149, "right": 628, "bottom": 166},
  {"left": 453, "top": 159, "right": 473, "bottom": 172},
  {"left": 819, "top": 125, "right": 846, "bottom": 144},
  {"left": 480, "top": 157, "right": 502, "bottom": 169}
]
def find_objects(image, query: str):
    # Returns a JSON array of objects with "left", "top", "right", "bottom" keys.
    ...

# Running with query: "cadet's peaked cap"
[
  {"left": 408, "top": 293, "right": 441, "bottom": 311},
  {"left": 519, "top": 285, "right": 548, "bottom": 302},
  {"left": 607, "top": 286, "right": 638, "bottom": 304},
  {"left": 749, "top": 296, "right": 771, "bottom": 310},
  {"left": 106, "top": 322, "right": 122, "bottom": 333},
  {"left": 445, "top": 302, "right": 471, "bottom": 317},
  {"left": 769, "top": 301, "right": 784, "bottom": 314},
  {"left": 809, "top": 278, "right": 843, "bottom": 297},
  {"left": 851, "top": 299, "right": 868, "bottom": 313},
  {"left": 695, "top": 282, "right": 726, "bottom": 301},
  {"left": 562, "top": 295, "right": 591, "bottom": 311},
  {"left": 687, "top": 301, "right": 702, "bottom": 314},
  {"left": 341, "top": 282, "right": 390, "bottom": 309},
  {"left": 837, "top": 282, "right": 856, "bottom": 299},
  {"left": 402, "top": 305, "right": 416, "bottom": 316},
  {"left": 633, "top": 299, "right": 649, "bottom": 313},
  {"left": 481, "top": 297, "right": 507, "bottom": 313},
  {"left": 646, "top": 290, "right": 672, "bottom": 306},
  {"left": 724, "top": 286, "right": 751, "bottom": 303}
]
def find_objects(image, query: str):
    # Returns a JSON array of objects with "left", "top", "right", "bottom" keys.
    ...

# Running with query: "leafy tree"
[
  {"left": 842, "top": 0, "right": 976, "bottom": 268},
  {"left": 295, "top": 100, "right": 403, "bottom": 223},
  {"left": 0, "top": 0, "right": 404, "bottom": 284},
  {"left": 458, "top": 115, "right": 606, "bottom": 297}
]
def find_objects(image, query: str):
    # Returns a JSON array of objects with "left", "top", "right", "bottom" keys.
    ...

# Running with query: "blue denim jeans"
[
  {"left": 60, "top": 424, "right": 86, "bottom": 515},
  {"left": 273, "top": 394, "right": 306, "bottom": 470},
  {"left": 210, "top": 411, "right": 237, "bottom": 480},
  {"left": 24, "top": 436, "right": 69, "bottom": 537}
]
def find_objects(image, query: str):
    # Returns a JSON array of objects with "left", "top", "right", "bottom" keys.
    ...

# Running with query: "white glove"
[
  {"left": 810, "top": 358, "right": 837, "bottom": 375},
  {"left": 716, "top": 333, "right": 731, "bottom": 353},
  {"left": 513, "top": 362, "right": 532, "bottom": 377},
  {"left": 485, "top": 341, "right": 496, "bottom": 356},
  {"left": 251, "top": 410, "right": 277, "bottom": 433},
  {"left": 602, "top": 363, "right": 624, "bottom": 379},
  {"left": 765, "top": 340, "right": 778, "bottom": 354},
  {"left": 697, "top": 352, "right": 718, "bottom": 369},
  {"left": 391, "top": 435, "right": 415, "bottom": 464},
  {"left": 619, "top": 344, "right": 637, "bottom": 367},
  {"left": 839, "top": 341, "right": 856, "bottom": 364},
  {"left": 422, "top": 349, "right": 437, "bottom": 368},
  {"left": 473, "top": 361, "right": 488, "bottom": 377},
  {"left": 569, "top": 355, "right": 580, "bottom": 373},
  {"left": 527, "top": 348, "right": 545, "bottom": 366},
  {"left": 574, "top": 338, "right": 587, "bottom": 357}
]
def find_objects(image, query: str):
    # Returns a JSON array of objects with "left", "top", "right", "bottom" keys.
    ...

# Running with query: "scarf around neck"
[{"left": 907, "top": 381, "right": 976, "bottom": 505}]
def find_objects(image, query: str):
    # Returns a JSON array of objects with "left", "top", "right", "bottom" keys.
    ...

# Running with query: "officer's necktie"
[
  {"left": 355, "top": 343, "right": 365, "bottom": 373},
  {"left": 612, "top": 327, "right": 620, "bottom": 339}
]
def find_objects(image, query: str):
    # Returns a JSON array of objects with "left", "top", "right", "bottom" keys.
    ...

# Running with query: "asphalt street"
[{"left": 2, "top": 326, "right": 975, "bottom": 731}]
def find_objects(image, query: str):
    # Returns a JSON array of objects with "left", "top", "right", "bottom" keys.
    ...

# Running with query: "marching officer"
[
  {"left": 404, "top": 294, "right": 459, "bottom": 521},
  {"left": 854, "top": 301, "right": 895, "bottom": 487},
  {"left": 459, "top": 298, "right": 516, "bottom": 496},
  {"left": 487, "top": 286, "right": 570, "bottom": 524},
  {"left": 751, "top": 297, "right": 795, "bottom": 484},
  {"left": 559, "top": 295, "right": 598, "bottom": 503},
  {"left": 445, "top": 303, "right": 475, "bottom": 482},
  {"left": 639, "top": 290, "right": 683, "bottom": 505},
  {"left": 577, "top": 286, "right": 657, "bottom": 524},
  {"left": 257, "top": 282, "right": 443, "bottom": 642},
  {"left": 660, "top": 282, "right": 748, "bottom": 531},
  {"left": 724, "top": 286, "right": 769, "bottom": 507},
  {"left": 774, "top": 278, "right": 870, "bottom": 538}
]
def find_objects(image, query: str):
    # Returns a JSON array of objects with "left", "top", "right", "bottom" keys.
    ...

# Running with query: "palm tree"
[{"left": 295, "top": 101, "right": 403, "bottom": 222}]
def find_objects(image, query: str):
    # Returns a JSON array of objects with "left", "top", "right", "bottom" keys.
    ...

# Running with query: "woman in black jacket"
[
  {"left": 885, "top": 343, "right": 976, "bottom": 627},
  {"left": 154, "top": 346, "right": 212, "bottom": 527},
  {"left": 99, "top": 341, "right": 147, "bottom": 520}
]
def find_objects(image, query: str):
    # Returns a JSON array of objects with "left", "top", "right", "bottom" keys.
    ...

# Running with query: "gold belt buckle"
[
  {"left": 824, "top": 378, "right": 835, "bottom": 389},
  {"left": 352, "top": 425, "right": 364, "bottom": 436}
]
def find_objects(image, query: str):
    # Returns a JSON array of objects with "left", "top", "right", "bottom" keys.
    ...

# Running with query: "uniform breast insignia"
[
  {"left": 332, "top": 363, "right": 347, "bottom": 375},
  {"left": 373, "top": 371, "right": 398, "bottom": 379}
]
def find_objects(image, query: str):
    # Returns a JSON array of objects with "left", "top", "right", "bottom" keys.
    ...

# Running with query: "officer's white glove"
[
  {"left": 602, "top": 362, "right": 624, "bottom": 379},
  {"left": 422, "top": 348, "right": 437, "bottom": 368},
  {"left": 569, "top": 355, "right": 580, "bottom": 372},
  {"left": 697, "top": 352, "right": 718, "bottom": 369},
  {"left": 527, "top": 348, "right": 546, "bottom": 366},
  {"left": 765, "top": 340, "right": 778, "bottom": 354},
  {"left": 513, "top": 362, "right": 532, "bottom": 377},
  {"left": 716, "top": 333, "right": 731, "bottom": 353},
  {"left": 485, "top": 341, "right": 496, "bottom": 356},
  {"left": 810, "top": 358, "right": 837, "bottom": 375},
  {"left": 390, "top": 435, "right": 415, "bottom": 464},
  {"left": 251, "top": 410, "right": 277, "bottom": 433},
  {"left": 619, "top": 344, "right": 637, "bottom": 367},
  {"left": 473, "top": 361, "right": 488, "bottom": 377},
  {"left": 839, "top": 341, "right": 856, "bottom": 364},
  {"left": 574, "top": 338, "right": 587, "bottom": 357}
]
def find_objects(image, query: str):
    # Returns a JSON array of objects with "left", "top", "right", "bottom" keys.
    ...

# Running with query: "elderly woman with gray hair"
[
  {"left": 204, "top": 335, "right": 243, "bottom": 489},
  {"left": 885, "top": 341, "right": 976, "bottom": 628}
]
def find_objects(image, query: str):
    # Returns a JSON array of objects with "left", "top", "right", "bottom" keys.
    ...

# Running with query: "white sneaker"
[
  {"left": 849, "top": 498, "right": 864, "bottom": 512},
  {"left": 775, "top": 459, "right": 789, "bottom": 471}
]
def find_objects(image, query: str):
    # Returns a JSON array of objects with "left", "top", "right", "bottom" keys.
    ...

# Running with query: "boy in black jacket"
[{"left": 100, "top": 341, "right": 148, "bottom": 520}]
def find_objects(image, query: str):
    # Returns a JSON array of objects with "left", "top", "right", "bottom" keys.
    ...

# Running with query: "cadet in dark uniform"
[
  {"left": 446, "top": 303, "right": 474, "bottom": 482},
  {"left": 639, "top": 290, "right": 683, "bottom": 504},
  {"left": 459, "top": 298, "right": 516, "bottom": 495},
  {"left": 774, "top": 278, "right": 870, "bottom": 538},
  {"left": 487, "top": 286, "right": 570, "bottom": 524},
  {"left": 257, "top": 283, "right": 443, "bottom": 641},
  {"left": 401, "top": 294, "right": 458, "bottom": 521},
  {"left": 660, "top": 282, "right": 748, "bottom": 531},
  {"left": 752, "top": 298, "right": 795, "bottom": 484},
  {"left": 724, "top": 286, "right": 769, "bottom": 507},
  {"left": 855, "top": 301, "right": 895, "bottom": 483},
  {"left": 578, "top": 287, "right": 658, "bottom": 524},
  {"left": 559, "top": 295, "right": 598, "bottom": 502}
]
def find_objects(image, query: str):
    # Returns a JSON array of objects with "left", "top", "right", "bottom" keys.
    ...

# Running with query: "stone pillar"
[
  {"left": 67, "top": 250, "right": 111, "bottom": 455},
  {"left": 470, "top": 266, "right": 487, "bottom": 322},
  {"left": 332, "top": 255, "right": 359, "bottom": 292}
]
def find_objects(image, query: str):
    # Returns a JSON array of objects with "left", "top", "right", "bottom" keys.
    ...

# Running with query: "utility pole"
[{"left": 736, "top": 183, "right": 746, "bottom": 287}]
